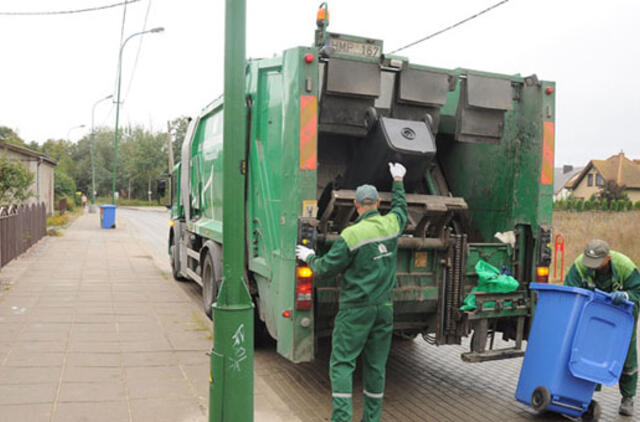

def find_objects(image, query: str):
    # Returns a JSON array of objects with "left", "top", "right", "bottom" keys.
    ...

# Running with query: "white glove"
[
  {"left": 296, "top": 245, "right": 315, "bottom": 262},
  {"left": 388, "top": 162, "right": 406, "bottom": 179}
]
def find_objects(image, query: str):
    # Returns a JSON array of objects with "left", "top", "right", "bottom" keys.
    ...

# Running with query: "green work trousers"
[
  {"left": 330, "top": 303, "right": 393, "bottom": 422},
  {"left": 620, "top": 308, "right": 638, "bottom": 398}
]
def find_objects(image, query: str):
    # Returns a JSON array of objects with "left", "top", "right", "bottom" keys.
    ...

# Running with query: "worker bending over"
[
  {"left": 296, "top": 162, "right": 408, "bottom": 422},
  {"left": 564, "top": 239, "right": 640, "bottom": 417}
]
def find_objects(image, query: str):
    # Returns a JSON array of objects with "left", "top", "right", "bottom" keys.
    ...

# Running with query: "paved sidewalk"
[{"left": 0, "top": 213, "right": 297, "bottom": 422}]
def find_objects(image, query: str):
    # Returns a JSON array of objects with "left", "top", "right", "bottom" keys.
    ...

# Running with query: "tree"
[
  {"left": 0, "top": 155, "right": 34, "bottom": 204},
  {"left": 169, "top": 116, "right": 191, "bottom": 164},
  {"left": 54, "top": 167, "right": 76, "bottom": 198},
  {"left": 0, "top": 126, "right": 26, "bottom": 147},
  {"left": 597, "top": 180, "right": 628, "bottom": 203}
]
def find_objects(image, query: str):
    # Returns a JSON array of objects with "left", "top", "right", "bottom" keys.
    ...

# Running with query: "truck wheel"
[
  {"left": 202, "top": 252, "right": 218, "bottom": 319},
  {"left": 582, "top": 400, "right": 600, "bottom": 422},
  {"left": 170, "top": 237, "right": 185, "bottom": 281},
  {"left": 530, "top": 386, "right": 551, "bottom": 413}
]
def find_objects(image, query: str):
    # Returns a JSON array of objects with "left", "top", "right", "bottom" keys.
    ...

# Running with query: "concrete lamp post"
[
  {"left": 89, "top": 94, "right": 113, "bottom": 213},
  {"left": 112, "top": 26, "right": 165, "bottom": 205},
  {"left": 67, "top": 124, "right": 85, "bottom": 140}
]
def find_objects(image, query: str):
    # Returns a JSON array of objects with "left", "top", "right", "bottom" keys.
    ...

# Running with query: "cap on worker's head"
[
  {"left": 355, "top": 184, "right": 379, "bottom": 205},
  {"left": 582, "top": 239, "right": 610, "bottom": 269}
]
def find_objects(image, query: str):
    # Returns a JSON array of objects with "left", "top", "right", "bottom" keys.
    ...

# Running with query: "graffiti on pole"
[{"left": 229, "top": 323, "right": 247, "bottom": 372}]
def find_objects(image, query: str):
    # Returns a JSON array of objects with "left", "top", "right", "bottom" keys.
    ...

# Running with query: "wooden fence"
[{"left": 0, "top": 203, "right": 46, "bottom": 269}]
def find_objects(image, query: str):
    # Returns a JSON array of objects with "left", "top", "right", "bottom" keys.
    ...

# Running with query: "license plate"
[{"left": 330, "top": 38, "right": 381, "bottom": 58}]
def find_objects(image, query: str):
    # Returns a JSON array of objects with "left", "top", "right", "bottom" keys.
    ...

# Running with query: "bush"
[
  {"left": 574, "top": 200, "right": 584, "bottom": 212},
  {"left": 46, "top": 212, "right": 70, "bottom": 227},
  {"left": 54, "top": 168, "right": 76, "bottom": 198},
  {"left": 63, "top": 195, "right": 76, "bottom": 212},
  {"left": 600, "top": 199, "right": 609, "bottom": 211},
  {"left": 0, "top": 155, "right": 34, "bottom": 204},
  {"left": 615, "top": 199, "right": 626, "bottom": 212},
  {"left": 635, "top": 201, "right": 640, "bottom": 211},
  {"left": 626, "top": 201, "right": 633, "bottom": 211},
  {"left": 584, "top": 200, "right": 593, "bottom": 211}
]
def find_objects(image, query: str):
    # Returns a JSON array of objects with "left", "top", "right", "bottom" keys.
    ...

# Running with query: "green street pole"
[
  {"left": 91, "top": 94, "right": 113, "bottom": 213},
  {"left": 210, "top": 0, "right": 254, "bottom": 421},
  {"left": 111, "top": 27, "right": 164, "bottom": 205}
]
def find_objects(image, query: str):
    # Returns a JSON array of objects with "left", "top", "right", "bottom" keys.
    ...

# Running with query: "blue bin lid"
[
  {"left": 529, "top": 282, "right": 592, "bottom": 297},
  {"left": 100, "top": 205, "right": 116, "bottom": 209},
  {"left": 569, "top": 290, "right": 635, "bottom": 385}
]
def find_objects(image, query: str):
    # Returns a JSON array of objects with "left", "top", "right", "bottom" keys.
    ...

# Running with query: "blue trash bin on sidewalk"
[
  {"left": 99, "top": 205, "right": 116, "bottom": 229},
  {"left": 515, "top": 283, "right": 634, "bottom": 419}
]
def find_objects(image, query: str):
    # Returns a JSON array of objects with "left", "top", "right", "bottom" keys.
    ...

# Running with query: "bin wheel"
[
  {"left": 582, "top": 400, "right": 600, "bottom": 422},
  {"left": 531, "top": 386, "right": 551, "bottom": 412}
]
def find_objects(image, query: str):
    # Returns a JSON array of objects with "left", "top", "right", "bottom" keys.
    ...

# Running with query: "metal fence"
[{"left": 0, "top": 203, "right": 46, "bottom": 269}]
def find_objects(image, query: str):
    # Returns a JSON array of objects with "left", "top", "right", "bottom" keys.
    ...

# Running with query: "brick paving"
[{"left": 0, "top": 212, "right": 296, "bottom": 422}]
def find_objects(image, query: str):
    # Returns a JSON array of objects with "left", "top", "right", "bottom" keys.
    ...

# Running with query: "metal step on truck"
[{"left": 168, "top": 9, "right": 555, "bottom": 364}]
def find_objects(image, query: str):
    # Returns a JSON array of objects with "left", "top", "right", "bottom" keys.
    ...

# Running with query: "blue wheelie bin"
[
  {"left": 515, "top": 283, "right": 634, "bottom": 420},
  {"left": 99, "top": 205, "right": 116, "bottom": 229}
]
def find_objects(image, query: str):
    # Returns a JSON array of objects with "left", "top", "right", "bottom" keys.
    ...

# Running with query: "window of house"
[
  {"left": 596, "top": 174, "right": 603, "bottom": 186},
  {"left": 587, "top": 174, "right": 593, "bottom": 187}
]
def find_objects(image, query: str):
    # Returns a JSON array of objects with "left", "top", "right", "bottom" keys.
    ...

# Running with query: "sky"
[{"left": 1, "top": 0, "right": 639, "bottom": 166}]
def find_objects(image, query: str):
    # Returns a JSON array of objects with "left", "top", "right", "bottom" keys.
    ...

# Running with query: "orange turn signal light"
[{"left": 297, "top": 266, "right": 313, "bottom": 278}]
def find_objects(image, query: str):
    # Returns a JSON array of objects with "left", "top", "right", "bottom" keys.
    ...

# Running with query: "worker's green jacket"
[
  {"left": 564, "top": 251, "right": 640, "bottom": 302},
  {"left": 307, "top": 180, "right": 408, "bottom": 307}
]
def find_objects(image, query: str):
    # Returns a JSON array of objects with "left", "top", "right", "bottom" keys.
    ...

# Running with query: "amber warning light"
[{"left": 536, "top": 267, "right": 550, "bottom": 283}]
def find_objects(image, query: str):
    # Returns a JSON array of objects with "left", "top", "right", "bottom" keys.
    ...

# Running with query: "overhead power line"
[
  {"left": 123, "top": 0, "right": 153, "bottom": 102},
  {"left": 0, "top": 0, "right": 141, "bottom": 16},
  {"left": 389, "top": 0, "right": 511, "bottom": 55}
]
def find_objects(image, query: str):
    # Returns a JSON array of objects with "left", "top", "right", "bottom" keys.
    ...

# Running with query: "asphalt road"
[{"left": 118, "top": 207, "right": 634, "bottom": 422}]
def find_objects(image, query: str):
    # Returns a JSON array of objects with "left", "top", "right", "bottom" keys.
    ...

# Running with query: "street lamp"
[
  {"left": 112, "top": 26, "right": 165, "bottom": 205},
  {"left": 67, "top": 124, "right": 86, "bottom": 140},
  {"left": 89, "top": 94, "right": 113, "bottom": 213}
]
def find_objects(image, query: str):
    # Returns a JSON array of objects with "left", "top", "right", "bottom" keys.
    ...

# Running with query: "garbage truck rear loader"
[{"left": 169, "top": 21, "right": 555, "bottom": 363}]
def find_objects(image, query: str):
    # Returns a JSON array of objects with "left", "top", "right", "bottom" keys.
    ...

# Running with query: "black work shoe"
[{"left": 619, "top": 397, "right": 634, "bottom": 416}]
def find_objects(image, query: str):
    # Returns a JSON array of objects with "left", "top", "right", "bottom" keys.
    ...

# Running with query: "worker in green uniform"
[
  {"left": 564, "top": 239, "right": 640, "bottom": 417},
  {"left": 296, "top": 162, "right": 408, "bottom": 422}
]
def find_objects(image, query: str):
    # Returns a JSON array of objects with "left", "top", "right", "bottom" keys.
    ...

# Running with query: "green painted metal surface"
[
  {"left": 171, "top": 23, "right": 555, "bottom": 365},
  {"left": 210, "top": 0, "right": 254, "bottom": 421}
]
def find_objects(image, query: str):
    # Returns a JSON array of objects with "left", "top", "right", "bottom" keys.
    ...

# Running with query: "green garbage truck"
[{"left": 168, "top": 15, "right": 555, "bottom": 364}]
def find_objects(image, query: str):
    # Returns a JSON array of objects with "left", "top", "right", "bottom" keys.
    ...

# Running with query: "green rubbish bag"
[{"left": 460, "top": 259, "right": 519, "bottom": 311}]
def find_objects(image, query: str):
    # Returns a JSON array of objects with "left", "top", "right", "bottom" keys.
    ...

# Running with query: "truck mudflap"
[{"left": 459, "top": 290, "right": 531, "bottom": 363}]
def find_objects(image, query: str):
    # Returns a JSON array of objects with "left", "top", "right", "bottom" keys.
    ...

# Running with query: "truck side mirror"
[{"left": 157, "top": 178, "right": 167, "bottom": 198}]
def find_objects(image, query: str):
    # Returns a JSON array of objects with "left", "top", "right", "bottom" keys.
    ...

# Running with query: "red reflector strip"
[
  {"left": 299, "top": 95, "right": 317, "bottom": 170},
  {"left": 540, "top": 121, "right": 554, "bottom": 185}
]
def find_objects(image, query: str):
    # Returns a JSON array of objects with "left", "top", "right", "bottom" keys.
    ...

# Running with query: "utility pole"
[
  {"left": 167, "top": 121, "right": 174, "bottom": 171},
  {"left": 210, "top": 0, "right": 253, "bottom": 421}
]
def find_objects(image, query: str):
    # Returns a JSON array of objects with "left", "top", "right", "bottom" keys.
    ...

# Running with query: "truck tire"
[
  {"left": 170, "top": 237, "right": 185, "bottom": 281},
  {"left": 202, "top": 251, "right": 220, "bottom": 319}
]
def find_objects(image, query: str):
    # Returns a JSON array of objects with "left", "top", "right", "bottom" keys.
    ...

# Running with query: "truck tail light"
[
  {"left": 296, "top": 266, "right": 313, "bottom": 310},
  {"left": 536, "top": 267, "right": 549, "bottom": 283}
]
